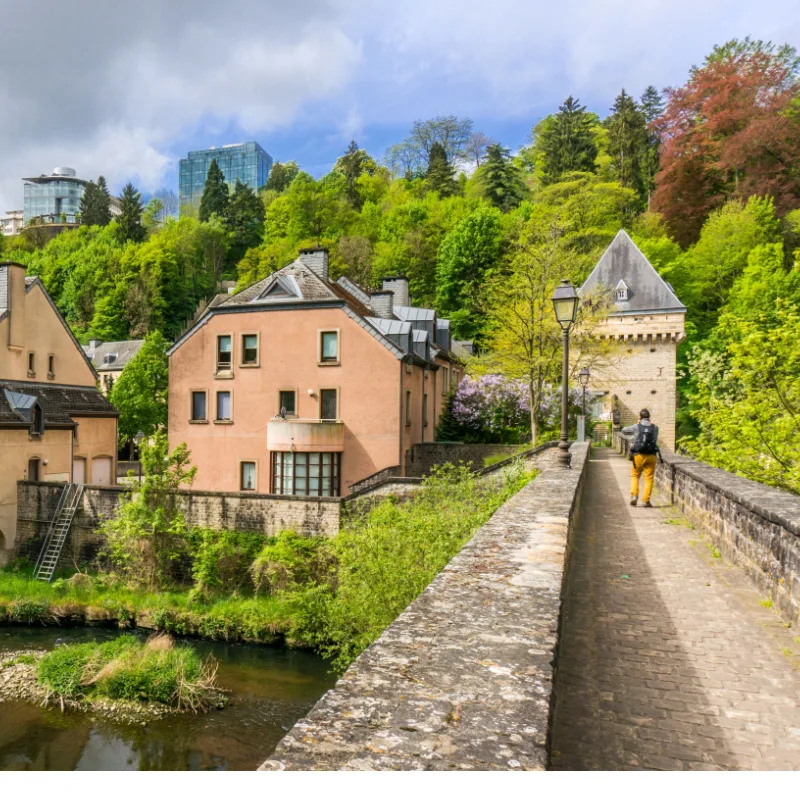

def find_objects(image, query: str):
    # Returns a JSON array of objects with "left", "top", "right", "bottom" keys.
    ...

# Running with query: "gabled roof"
[
  {"left": 0, "top": 381, "right": 117, "bottom": 427},
  {"left": 167, "top": 255, "right": 461, "bottom": 368},
  {"left": 0, "top": 264, "right": 100, "bottom": 379},
  {"left": 84, "top": 339, "right": 145, "bottom": 371},
  {"left": 580, "top": 230, "right": 686, "bottom": 315}
]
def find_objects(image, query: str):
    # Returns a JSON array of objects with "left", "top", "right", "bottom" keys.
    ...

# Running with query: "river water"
[{"left": 0, "top": 627, "right": 335, "bottom": 770}]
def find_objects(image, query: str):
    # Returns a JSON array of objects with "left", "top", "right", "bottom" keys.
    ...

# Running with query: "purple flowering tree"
[{"left": 448, "top": 374, "right": 585, "bottom": 443}]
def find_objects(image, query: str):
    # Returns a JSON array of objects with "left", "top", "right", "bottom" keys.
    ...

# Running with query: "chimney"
[
  {"left": 88, "top": 339, "right": 102, "bottom": 350},
  {"left": 370, "top": 290, "right": 394, "bottom": 319},
  {"left": 298, "top": 247, "right": 329, "bottom": 282},
  {"left": 2, "top": 262, "right": 27, "bottom": 349},
  {"left": 382, "top": 276, "right": 410, "bottom": 308}
]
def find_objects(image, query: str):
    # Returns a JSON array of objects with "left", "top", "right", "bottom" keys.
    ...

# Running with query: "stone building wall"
[
  {"left": 591, "top": 319, "right": 683, "bottom": 449},
  {"left": 15, "top": 481, "right": 341, "bottom": 568},
  {"left": 614, "top": 433, "right": 800, "bottom": 624},
  {"left": 405, "top": 442, "right": 527, "bottom": 477}
]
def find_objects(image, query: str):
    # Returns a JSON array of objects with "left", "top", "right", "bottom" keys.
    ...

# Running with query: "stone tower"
[{"left": 580, "top": 230, "right": 686, "bottom": 448}]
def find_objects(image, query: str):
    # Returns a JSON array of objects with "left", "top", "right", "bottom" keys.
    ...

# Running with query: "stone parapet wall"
[
  {"left": 613, "top": 433, "right": 800, "bottom": 624},
  {"left": 405, "top": 442, "right": 526, "bottom": 477},
  {"left": 260, "top": 442, "right": 590, "bottom": 771}
]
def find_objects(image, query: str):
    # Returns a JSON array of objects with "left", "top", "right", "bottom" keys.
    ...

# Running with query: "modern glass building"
[
  {"left": 23, "top": 168, "right": 84, "bottom": 224},
  {"left": 22, "top": 167, "right": 121, "bottom": 225},
  {"left": 178, "top": 142, "right": 272, "bottom": 212}
]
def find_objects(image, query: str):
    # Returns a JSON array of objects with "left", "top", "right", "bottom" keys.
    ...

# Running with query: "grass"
[
  {"left": 2, "top": 653, "right": 37, "bottom": 667},
  {"left": 37, "top": 633, "right": 220, "bottom": 710},
  {"left": 0, "top": 571, "right": 289, "bottom": 644},
  {"left": 760, "top": 598, "right": 774, "bottom": 609}
]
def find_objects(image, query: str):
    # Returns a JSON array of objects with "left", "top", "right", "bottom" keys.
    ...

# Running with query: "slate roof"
[
  {"left": 169, "top": 255, "right": 461, "bottom": 368},
  {"left": 0, "top": 381, "right": 117, "bottom": 427},
  {"left": 84, "top": 339, "right": 144, "bottom": 371},
  {"left": 580, "top": 230, "right": 686, "bottom": 315}
]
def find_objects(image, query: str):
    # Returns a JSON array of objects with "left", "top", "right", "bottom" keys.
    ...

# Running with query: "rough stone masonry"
[{"left": 260, "top": 442, "right": 589, "bottom": 771}]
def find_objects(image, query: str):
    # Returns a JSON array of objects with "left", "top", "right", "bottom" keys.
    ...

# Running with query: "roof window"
[{"left": 615, "top": 280, "right": 629, "bottom": 301}]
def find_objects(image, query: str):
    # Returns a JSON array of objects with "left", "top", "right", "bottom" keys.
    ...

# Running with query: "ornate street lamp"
[
  {"left": 578, "top": 366, "right": 591, "bottom": 444},
  {"left": 579, "top": 367, "right": 590, "bottom": 415},
  {"left": 552, "top": 280, "right": 579, "bottom": 467}
]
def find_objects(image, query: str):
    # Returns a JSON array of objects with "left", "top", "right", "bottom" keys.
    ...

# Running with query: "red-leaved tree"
[{"left": 652, "top": 38, "right": 800, "bottom": 246}]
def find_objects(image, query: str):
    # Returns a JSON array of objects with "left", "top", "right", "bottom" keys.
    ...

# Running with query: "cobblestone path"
[{"left": 551, "top": 448, "right": 800, "bottom": 770}]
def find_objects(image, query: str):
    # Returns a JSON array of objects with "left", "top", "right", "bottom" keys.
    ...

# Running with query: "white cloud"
[{"left": 0, "top": 1, "right": 360, "bottom": 210}]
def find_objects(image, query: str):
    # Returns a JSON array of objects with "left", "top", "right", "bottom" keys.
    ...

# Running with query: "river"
[{"left": 0, "top": 627, "right": 334, "bottom": 770}]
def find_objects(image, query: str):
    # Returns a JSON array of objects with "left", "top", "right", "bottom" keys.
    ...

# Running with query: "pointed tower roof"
[{"left": 580, "top": 230, "right": 686, "bottom": 315}]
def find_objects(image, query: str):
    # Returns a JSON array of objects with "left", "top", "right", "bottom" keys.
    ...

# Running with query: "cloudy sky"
[{"left": 2, "top": 0, "right": 799, "bottom": 211}]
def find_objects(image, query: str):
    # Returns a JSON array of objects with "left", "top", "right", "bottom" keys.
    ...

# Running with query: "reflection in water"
[{"left": 0, "top": 628, "right": 334, "bottom": 771}]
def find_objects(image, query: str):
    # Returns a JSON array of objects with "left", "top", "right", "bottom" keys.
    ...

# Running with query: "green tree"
[
  {"left": 538, "top": 97, "right": 598, "bottom": 185},
  {"left": 225, "top": 179, "right": 264, "bottom": 264},
  {"left": 479, "top": 144, "right": 526, "bottom": 211},
  {"left": 116, "top": 182, "right": 146, "bottom": 243},
  {"left": 436, "top": 205, "right": 502, "bottom": 339},
  {"left": 639, "top": 85, "right": 665, "bottom": 206},
  {"left": 425, "top": 142, "right": 457, "bottom": 197},
  {"left": 333, "top": 141, "right": 377, "bottom": 208},
  {"left": 198, "top": 158, "right": 229, "bottom": 222},
  {"left": 101, "top": 432, "right": 196, "bottom": 589},
  {"left": 606, "top": 89, "right": 648, "bottom": 199},
  {"left": 264, "top": 160, "right": 300, "bottom": 193},
  {"left": 80, "top": 178, "right": 112, "bottom": 227},
  {"left": 109, "top": 330, "right": 170, "bottom": 448}
]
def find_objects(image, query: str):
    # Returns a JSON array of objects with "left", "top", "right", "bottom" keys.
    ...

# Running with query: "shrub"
[
  {"left": 250, "top": 530, "right": 331, "bottom": 595},
  {"left": 189, "top": 528, "right": 264, "bottom": 595}
]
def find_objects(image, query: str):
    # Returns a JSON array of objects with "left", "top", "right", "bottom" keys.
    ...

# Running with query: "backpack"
[{"left": 631, "top": 423, "right": 658, "bottom": 455}]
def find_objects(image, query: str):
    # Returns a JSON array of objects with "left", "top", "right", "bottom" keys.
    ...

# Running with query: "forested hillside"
[{"left": 1, "top": 37, "right": 799, "bottom": 490}]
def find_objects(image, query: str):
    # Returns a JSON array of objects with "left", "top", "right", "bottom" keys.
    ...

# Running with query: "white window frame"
[{"left": 214, "top": 389, "right": 233, "bottom": 423}]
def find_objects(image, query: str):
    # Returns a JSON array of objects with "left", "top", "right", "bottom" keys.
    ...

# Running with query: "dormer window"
[
  {"left": 103, "top": 353, "right": 117, "bottom": 365},
  {"left": 31, "top": 403, "right": 44, "bottom": 437},
  {"left": 615, "top": 280, "right": 629, "bottom": 302}
]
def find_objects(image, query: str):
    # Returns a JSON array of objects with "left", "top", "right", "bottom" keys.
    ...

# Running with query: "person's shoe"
[
  {"left": 630, "top": 496, "right": 638, "bottom": 506},
  {"left": 643, "top": 501, "right": 653, "bottom": 508}
]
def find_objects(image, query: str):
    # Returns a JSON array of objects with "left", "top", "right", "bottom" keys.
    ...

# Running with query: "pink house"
[{"left": 167, "top": 249, "right": 466, "bottom": 497}]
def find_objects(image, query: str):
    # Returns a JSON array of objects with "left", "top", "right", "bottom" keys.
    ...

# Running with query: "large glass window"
[
  {"left": 242, "top": 334, "right": 258, "bottom": 365},
  {"left": 216, "top": 391, "right": 231, "bottom": 421},
  {"left": 320, "top": 389, "right": 337, "bottom": 420},
  {"left": 217, "top": 335, "right": 232, "bottom": 370},
  {"left": 279, "top": 390, "right": 296, "bottom": 416},
  {"left": 191, "top": 391, "right": 207, "bottom": 421},
  {"left": 320, "top": 331, "right": 338, "bottom": 363},
  {"left": 271, "top": 452, "right": 340, "bottom": 497}
]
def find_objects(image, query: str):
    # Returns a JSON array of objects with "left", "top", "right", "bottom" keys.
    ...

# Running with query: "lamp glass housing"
[
  {"left": 551, "top": 280, "right": 579, "bottom": 330},
  {"left": 579, "top": 367, "right": 590, "bottom": 387}
]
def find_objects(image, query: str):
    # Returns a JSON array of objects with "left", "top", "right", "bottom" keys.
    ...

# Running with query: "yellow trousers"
[{"left": 631, "top": 453, "right": 657, "bottom": 503}]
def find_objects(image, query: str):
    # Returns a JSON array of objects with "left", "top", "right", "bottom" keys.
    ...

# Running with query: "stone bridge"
[{"left": 261, "top": 441, "right": 800, "bottom": 771}]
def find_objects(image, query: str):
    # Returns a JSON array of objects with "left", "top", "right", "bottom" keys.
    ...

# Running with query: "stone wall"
[
  {"left": 614, "top": 433, "right": 800, "bottom": 624},
  {"left": 405, "top": 442, "right": 525, "bottom": 477},
  {"left": 260, "top": 441, "right": 590, "bottom": 771},
  {"left": 14, "top": 480, "right": 341, "bottom": 567}
]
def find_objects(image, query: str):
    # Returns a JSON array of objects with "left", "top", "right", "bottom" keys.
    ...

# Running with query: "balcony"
[{"left": 267, "top": 418, "right": 345, "bottom": 452}]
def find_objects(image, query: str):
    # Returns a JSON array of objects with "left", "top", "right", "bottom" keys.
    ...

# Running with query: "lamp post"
[
  {"left": 578, "top": 367, "right": 590, "bottom": 444},
  {"left": 552, "top": 280, "right": 579, "bottom": 467}
]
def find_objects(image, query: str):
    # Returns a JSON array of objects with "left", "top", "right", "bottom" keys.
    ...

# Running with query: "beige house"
[
  {"left": 0, "top": 261, "right": 118, "bottom": 559},
  {"left": 580, "top": 231, "right": 686, "bottom": 448},
  {"left": 168, "top": 248, "right": 464, "bottom": 497}
]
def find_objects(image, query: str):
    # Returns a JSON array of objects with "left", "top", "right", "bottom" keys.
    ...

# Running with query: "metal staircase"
[{"left": 34, "top": 483, "right": 84, "bottom": 582}]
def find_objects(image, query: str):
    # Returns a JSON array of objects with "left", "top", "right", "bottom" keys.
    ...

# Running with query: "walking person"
[{"left": 622, "top": 409, "right": 660, "bottom": 507}]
